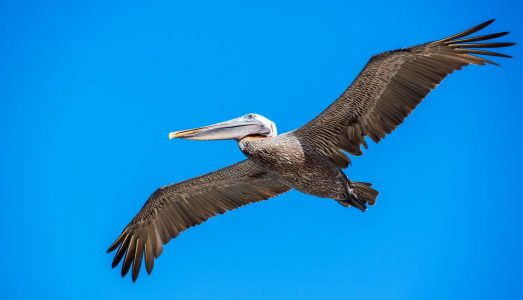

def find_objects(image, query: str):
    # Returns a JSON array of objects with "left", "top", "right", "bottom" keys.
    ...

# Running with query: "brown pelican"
[{"left": 107, "top": 20, "right": 514, "bottom": 281}]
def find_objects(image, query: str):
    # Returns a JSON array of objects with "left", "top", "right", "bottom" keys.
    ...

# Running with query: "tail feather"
[
  {"left": 338, "top": 181, "right": 379, "bottom": 211},
  {"left": 351, "top": 182, "right": 379, "bottom": 206}
]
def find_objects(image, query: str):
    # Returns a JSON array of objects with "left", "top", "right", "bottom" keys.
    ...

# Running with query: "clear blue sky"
[{"left": 1, "top": 1, "right": 521, "bottom": 299}]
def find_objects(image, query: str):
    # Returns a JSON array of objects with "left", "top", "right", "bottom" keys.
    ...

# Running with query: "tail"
[{"left": 338, "top": 182, "right": 379, "bottom": 211}]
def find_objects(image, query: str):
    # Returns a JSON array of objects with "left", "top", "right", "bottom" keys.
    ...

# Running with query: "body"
[{"left": 240, "top": 133, "right": 348, "bottom": 200}]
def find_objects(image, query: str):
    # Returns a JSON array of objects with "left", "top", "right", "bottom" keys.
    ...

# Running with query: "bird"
[{"left": 107, "top": 19, "right": 514, "bottom": 282}]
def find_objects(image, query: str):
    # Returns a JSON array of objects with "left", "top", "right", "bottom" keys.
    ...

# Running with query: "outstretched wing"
[
  {"left": 295, "top": 19, "right": 514, "bottom": 168},
  {"left": 107, "top": 160, "right": 289, "bottom": 282}
]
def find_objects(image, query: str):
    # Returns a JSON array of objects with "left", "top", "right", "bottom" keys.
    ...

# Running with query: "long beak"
[{"left": 168, "top": 116, "right": 268, "bottom": 141}]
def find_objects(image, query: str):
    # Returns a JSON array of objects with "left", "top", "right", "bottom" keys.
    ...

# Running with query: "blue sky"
[{"left": 1, "top": 1, "right": 522, "bottom": 299}]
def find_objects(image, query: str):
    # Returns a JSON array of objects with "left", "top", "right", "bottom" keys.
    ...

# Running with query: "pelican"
[{"left": 108, "top": 20, "right": 514, "bottom": 281}]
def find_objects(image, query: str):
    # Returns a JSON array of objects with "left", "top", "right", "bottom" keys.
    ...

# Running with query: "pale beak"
[{"left": 169, "top": 116, "right": 269, "bottom": 141}]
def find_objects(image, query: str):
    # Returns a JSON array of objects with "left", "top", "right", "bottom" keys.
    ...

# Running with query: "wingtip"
[
  {"left": 121, "top": 267, "right": 129, "bottom": 278},
  {"left": 472, "top": 19, "right": 496, "bottom": 32},
  {"left": 475, "top": 19, "right": 496, "bottom": 32},
  {"left": 437, "top": 19, "right": 500, "bottom": 44},
  {"left": 479, "top": 19, "right": 496, "bottom": 28},
  {"left": 106, "top": 241, "right": 119, "bottom": 253},
  {"left": 121, "top": 257, "right": 133, "bottom": 278},
  {"left": 146, "top": 266, "right": 153, "bottom": 275}
]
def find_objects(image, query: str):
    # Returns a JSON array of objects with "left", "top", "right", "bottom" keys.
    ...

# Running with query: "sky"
[{"left": 1, "top": 1, "right": 522, "bottom": 299}]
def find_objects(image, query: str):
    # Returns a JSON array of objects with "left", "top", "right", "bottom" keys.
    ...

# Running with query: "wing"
[
  {"left": 295, "top": 19, "right": 514, "bottom": 168},
  {"left": 107, "top": 160, "right": 289, "bottom": 282}
]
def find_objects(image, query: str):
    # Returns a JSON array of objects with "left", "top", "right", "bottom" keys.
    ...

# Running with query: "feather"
[
  {"left": 107, "top": 160, "right": 289, "bottom": 281},
  {"left": 294, "top": 19, "right": 513, "bottom": 167}
]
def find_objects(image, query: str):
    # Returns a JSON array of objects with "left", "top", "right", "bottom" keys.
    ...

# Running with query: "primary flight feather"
[{"left": 107, "top": 19, "right": 514, "bottom": 282}]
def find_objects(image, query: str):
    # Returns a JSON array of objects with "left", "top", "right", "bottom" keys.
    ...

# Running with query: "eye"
[{"left": 246, "top": 114, "right": 255, "bottom": 119}]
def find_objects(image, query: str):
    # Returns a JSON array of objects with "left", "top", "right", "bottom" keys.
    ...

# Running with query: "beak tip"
[{"left": 168, "top": 132, "right": 177, "bottom": 140}]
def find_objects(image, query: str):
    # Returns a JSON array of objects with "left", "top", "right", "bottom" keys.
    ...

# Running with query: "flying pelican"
[{"left": 108, "top": 20, "right": 514, "bottom": 281}]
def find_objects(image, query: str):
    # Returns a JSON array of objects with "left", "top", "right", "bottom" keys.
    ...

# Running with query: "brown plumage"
[
  {"left": 108, "top": 20, "right": 514, "bottom": 282},
  {"left": 295, "top": 20, "right": 514, "bottom": 167},
  {"left": 107, "top": 160, "right": 289, "bottom": 281}
]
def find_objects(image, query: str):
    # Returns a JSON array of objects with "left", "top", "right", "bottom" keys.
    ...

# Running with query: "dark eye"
[{"left": 247, "top": 114, "right": 255, "bottom": 119}]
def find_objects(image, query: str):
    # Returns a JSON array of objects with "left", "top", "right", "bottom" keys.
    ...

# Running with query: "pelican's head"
[{"left": 169, "top": 113, "right": 277, "bottom": 141}]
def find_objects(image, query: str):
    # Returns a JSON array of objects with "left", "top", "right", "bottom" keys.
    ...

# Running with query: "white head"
[
  {"left": 245, "top": 113, "right": 277, "bottom": 137},
  {"left": 169, "top": 113, "right": 277, "bottom": 141}
]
